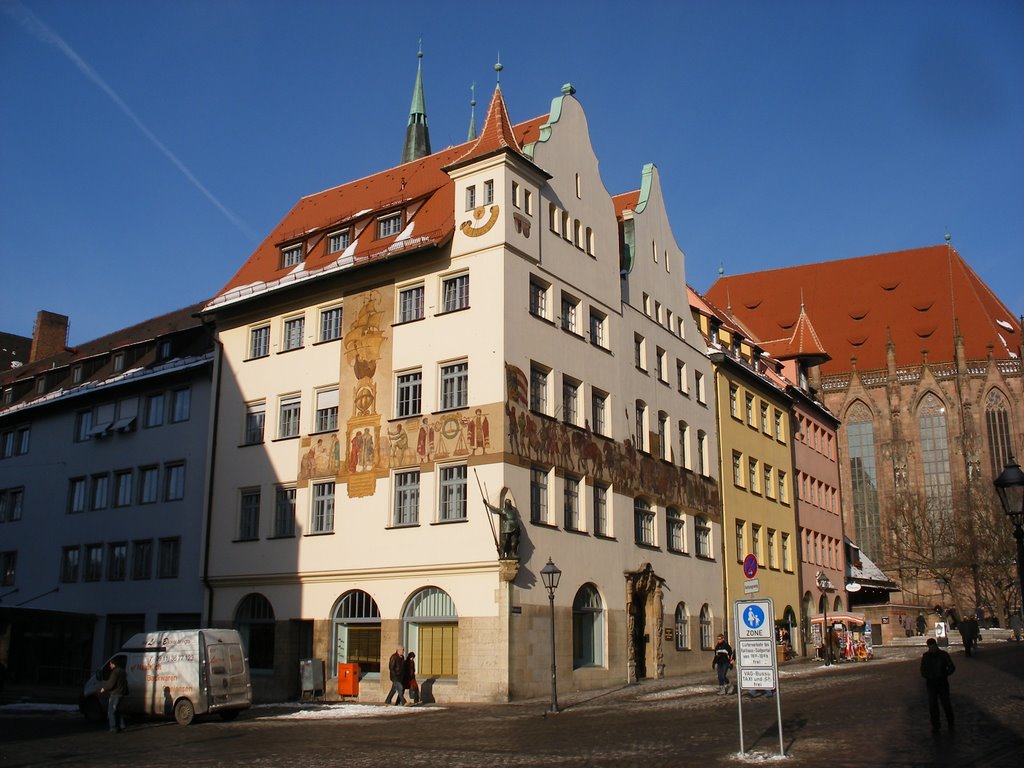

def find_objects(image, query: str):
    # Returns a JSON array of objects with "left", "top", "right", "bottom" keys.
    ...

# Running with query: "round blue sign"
[
  {"left": 743, "top": 554, "right": 758, "bottom": 579},
  {"left": 742, "top": 604, "right": 766, "bottom": 629}
]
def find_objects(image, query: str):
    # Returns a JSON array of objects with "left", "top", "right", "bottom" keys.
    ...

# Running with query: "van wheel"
[
  {"left": 219, "top": 709, "right": 240, "bottom": 721},
  {"left": 82, "top": 696, "right": 104, "bottom": 723},
  {"left": 174, "top": 698, "right": 195, "bottom": 726}
]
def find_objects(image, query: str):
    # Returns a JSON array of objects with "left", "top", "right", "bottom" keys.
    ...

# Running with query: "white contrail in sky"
[{"left": 3, "top": 1, "right": 258, "bottom": 242}]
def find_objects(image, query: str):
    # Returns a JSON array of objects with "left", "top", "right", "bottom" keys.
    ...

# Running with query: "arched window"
[
  {"left": 695, "top": 516, "right": 711, "bottom": 558},
  {"left": 667, "top": 507, "right": 685, "bottom": 552},
  {"left": 699, "top": 604, "right": 713, "bottom": 650},
  {"left": 332, "top": 590, "right": 381, "bottom": 674},
  {"left": 918, "top": 393, "right": 953, "bottom": 554},
  {"left": 985, "top": 390, "right": 1014, "bottom": 476},
  {"left": 634, "top": 498, "right": 655, "bottom": 546},
  {"left": 845, "top": 402, "right": 882, "bottom": 560},
  {"left": 572, "top": 584, "right": 604, "bottom": 668},
  {"left": 234, "top": 593, "right": 275, "bottom": 670},
  {"left": 404, "top": 587, "right": 458, "bottom": 678},
  {"left": 674, "top": 602, "right": 690, "bottom": 651}
]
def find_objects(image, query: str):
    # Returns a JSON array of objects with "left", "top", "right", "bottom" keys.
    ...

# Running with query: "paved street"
[{"left": 2, "top": 643, "right": 1022, "bottom": 767}]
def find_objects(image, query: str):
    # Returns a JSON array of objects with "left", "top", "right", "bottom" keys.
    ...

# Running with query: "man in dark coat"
[
  {"left": 711, "top": 634, "right": 734, "bottom": 695},
  {"left": 384, "top": 646, "right": 407, "bottom": 706},
  {"left": 958, "top": 616, "right": 980, "bottom": 656},
  {"left": 98, "top": 659, "right": 128, "bottom": 733},
  {"left": 920, "top": 638, "right": 955, "bottom": 731}
]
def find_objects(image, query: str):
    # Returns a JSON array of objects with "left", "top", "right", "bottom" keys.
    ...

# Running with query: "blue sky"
[{"left": 2, "top": 0, "right": 1022, "bottom": 345}]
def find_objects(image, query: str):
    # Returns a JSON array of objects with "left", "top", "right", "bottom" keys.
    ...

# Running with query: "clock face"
[{"left": 461, "top": 205, "right": 499, "bottom": 237}]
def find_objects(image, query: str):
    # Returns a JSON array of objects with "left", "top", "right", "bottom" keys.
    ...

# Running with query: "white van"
[{"left": 80, "top": 629, "right": 252, "bottom": 725}]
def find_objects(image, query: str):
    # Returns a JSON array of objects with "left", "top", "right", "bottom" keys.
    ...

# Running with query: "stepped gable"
[
  {"left": 212, "top": 109, "right": 547, "bottom": 307},
  {"left": 706, "top": 245, "right": 1021, "bottom": 375}
]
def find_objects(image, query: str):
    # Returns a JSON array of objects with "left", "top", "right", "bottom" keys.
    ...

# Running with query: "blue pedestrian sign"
[
  {"left": 734, "top": 598, "right": 773, "bottom": 640},
  {"left": 742, "top": 604, "right": 765, "bottom": 630}
]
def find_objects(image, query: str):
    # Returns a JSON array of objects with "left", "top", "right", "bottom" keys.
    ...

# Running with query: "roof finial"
[
  {"left": 418, "top": 35, "right": 423, "bottom": 59},
  {"left": 944, "top": 227, "right": 951, "bottom": 244},
  {"left": 467, "top": 81, "right": 477, "bottom": 141},
  {"left": 495, "top": 53, "right": 503, "bottom": 85},
  {"left": 800, "top": 287, "right": 806, "bottom": 311},
  {"left": 718, "top": 261, "right": 724, "bottom": 277}
]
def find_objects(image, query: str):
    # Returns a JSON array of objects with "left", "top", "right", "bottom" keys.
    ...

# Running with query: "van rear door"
[{"left": 205, "top": 641, "right": 250, "bottom": 709}]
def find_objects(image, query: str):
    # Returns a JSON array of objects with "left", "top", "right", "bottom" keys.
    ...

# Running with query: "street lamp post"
[
  {"left": 540, "top": 557, "right": 562, "bottom": 714},
  {"left": 994, "top": 456, "right": 1024, "bottom": 614},
  {"left": 815, "top": 571, "right": 833, "bottom": 666}
]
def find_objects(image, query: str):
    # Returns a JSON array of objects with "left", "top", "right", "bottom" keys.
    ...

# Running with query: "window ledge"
[
  {"left": 593, "top": 534, "right": 616, "bottom": 542},
  {"left": 232, "top": 538, "right": 260, "bottom": 544},
  {"left": 387, "top": 523, "right": 421, "bottom": 530},
  {"left": 277, "top": 346, "right": 304, "bottom": 355},
  {"left": 432, "top": 405, "right": 468, "bottom": 417},
  {"left": 303, "top": 531, "right": 335, "bottom": 537},
  {"left": 563, "top": 527, "right": 589, "bottom": 536},
  {"left": 267, "top": 534, "right": 296, "bottom": 540},
  {"left": 436, "top": 305, "right": 471, "bottom": 317},
  {"left": 530, "top": 314, "right": 556, "bottom": 327},
  {"left": 244, "top": 355, "right": 270, "bottom": 363},
  {"left": 634, "top": 542, "right": 661, "bottom": 552},
  {"left": 530, "top": 521, "right": 559, "bottom": 529},
  {"left": 695, "top": 554, "right": 716, "bottom": 562},
  {"left": 313, "top": 338, "right": 341, "bottom": 346},
  {"left": 393, "top": 316, "right": 426, "bottom": 327},
  {"left": 430, "top": 518, "right": 468, "bottom": 526},
  {"left": 272, "top": 435, "right": 301, "bottom": 443},
  {"left": 238, "top": 441, "right": 265, "bottom": 448}
]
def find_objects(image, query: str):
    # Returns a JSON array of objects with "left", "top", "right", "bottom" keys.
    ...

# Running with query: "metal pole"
[
  {"left": 548, "top": 589, "right": 559, "bottom": 713},
  {"left": 1014, "top": 523, "right": 1024, "bottom": 616},
  {"left": 823, "top": 596, "right": 831, "bottom": 666}
]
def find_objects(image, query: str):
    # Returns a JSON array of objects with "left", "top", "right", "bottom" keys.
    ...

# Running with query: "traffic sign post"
[{"left": 733, "top": 597, "right": 784, "bottom": 757}]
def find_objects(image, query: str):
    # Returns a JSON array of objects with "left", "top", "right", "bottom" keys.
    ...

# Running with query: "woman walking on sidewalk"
[{"left": 712, "top": 634, "right": 734, "bottom": 694}]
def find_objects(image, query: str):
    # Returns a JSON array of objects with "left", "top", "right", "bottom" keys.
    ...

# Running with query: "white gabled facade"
[{"left": 203, "top": 84, "right": 723, "bottom": 703}]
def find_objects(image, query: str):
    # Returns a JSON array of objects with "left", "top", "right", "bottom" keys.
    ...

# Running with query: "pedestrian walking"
[
  {"left": 958, "top": 616, "right": 979, "bottom": 656},
  {"left": 915, "top": 613, "right": 927, "bottom": 636},
  {"left": 920, "top": 637, "right": 955, "bottom": 732},
  {"left": 711, "top": 634, "right": 734, "bottom": 695},
  {"left": 98, "top": 658, "right": 128, "bottom": 733},
  {"left": 1010, "top": 612, "right": 1022, "bottom": 642},
  {"left": 404, "top": 651, "right": 419, "bottom": 705},
  {"left": 384, "top": 646, "right": 407, "bottom": 706}
]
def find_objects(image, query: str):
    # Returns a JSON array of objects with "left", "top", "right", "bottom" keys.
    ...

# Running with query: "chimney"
[{"left": 30, "top": 310, "right": 69, "bottom": 363}]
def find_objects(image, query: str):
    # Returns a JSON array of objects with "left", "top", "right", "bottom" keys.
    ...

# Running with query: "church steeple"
[{"left": 401, "top": 40, "right": 431, "bottom": 164}]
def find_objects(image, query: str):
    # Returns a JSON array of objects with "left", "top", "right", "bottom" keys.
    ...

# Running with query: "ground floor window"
[
  {"left": 699, "top": 604, "right": 713, "bottom": 650},
  {"left": 333, "top": 589, "right": 381, "bottom": 674},
  {"left": 572, "top": 583, "right": 604, "bottom": 668},
  {"left": 674, "top": 602, "right": 690, "bottom": 650},
  {"left": 404, "top": 586, "right": 458, "bottom": 678}
]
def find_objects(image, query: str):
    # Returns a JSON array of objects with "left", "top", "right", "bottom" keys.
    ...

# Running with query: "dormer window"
[
  {"left": 158, "top": 340, "right": 172, "bottom": 360},
  {"left": 327, "top": 230, "right": 350, "bottom": 254},
  {"left": 72, "top": 365, "right": 83, "bottom": 384},
  {"left": 113, "top": 352, "right": 125, "bottom": 372},
  {"left": 36, "top": 377, "right": 46, "bottom": 394},
  {"left": 378, "top": 213, "right": 402, "bottom": 238},
  {"left": 282, "top": 245, "right": 304, "bottom": 268}
]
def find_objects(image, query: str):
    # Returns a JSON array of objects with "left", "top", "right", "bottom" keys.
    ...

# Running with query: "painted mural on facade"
[{"left": 504, "top": 363, "right": 720, "bottom": 518}]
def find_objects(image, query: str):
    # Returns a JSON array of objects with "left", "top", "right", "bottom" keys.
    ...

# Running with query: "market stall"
[{"left": 811, "top": 612, "right": 873, "bottom": 661}]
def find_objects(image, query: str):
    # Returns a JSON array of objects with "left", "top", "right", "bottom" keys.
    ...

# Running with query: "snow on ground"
[{"left": 252, "top": 702, "right": 441, "bottom": 720}]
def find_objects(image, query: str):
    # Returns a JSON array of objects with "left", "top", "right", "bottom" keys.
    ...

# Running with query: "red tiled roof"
[
  {"left": 758, "top": 304, "right": 830, "bottom": 364},
  {"left": 612, "top": 190, "right": 640, "bottom": 220},
  {"left": 706, "top": 245, "right": 1022, "bottom": 375},
  {"left": 448, "top": 86, "right": 523, "bottom": 167},
  {"left": 212, "top": 107, "right": 547, "bottom": 306}
]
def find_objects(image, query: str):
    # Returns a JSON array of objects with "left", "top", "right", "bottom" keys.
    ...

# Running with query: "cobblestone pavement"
[{"left": 2, "top": 643, "right": 1022, "bottom": 767}]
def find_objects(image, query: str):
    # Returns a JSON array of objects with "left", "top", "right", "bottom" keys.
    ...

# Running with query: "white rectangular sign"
[
  {"left": 740, "top": 667, "right": 777, "bottom": 690},
  {"left": 743, "top": 578, "right": 760, "bottom": 594},
  {"left": 737, "top": 638, "right": 774, "bottom": 668}
]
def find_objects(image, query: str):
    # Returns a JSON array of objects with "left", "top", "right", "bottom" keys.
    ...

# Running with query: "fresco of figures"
[{"left": 505, "top": 364, "right": 720, "bottom": 519}]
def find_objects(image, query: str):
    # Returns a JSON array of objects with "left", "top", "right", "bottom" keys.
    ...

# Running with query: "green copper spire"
[
  {"left": 401, "top": 39, "right": 431, "bottom": 164},
  {"left": 467, "top": 82, "right": 477, "bottom": 141}
]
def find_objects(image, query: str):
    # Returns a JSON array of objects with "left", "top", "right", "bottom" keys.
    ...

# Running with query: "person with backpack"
[{"left": 711, "top": 634, "right": 734, "bottom": 695}]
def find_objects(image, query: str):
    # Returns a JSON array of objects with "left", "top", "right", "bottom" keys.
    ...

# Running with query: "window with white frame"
[
  {"left": 745, "top": 394, "right": 755, "bottom": 427},
  {"left": 695, "top": 371, "right": 706, "bottom": 404},
  {"left": 68, "top": 478, "right": 87, "bottom": 514},
  {"left": 250, "top": 325, "right": 270, "bottom": 359},
  {"left": 311, "top": 482, "right": 335, "bottom": 533},
  {"left": 667, "top": 507, "right": 685, "bottom": 552},
  {"left": 511, "top": 181, "right": 520, "bottom": 208},
  {"left": 658, "top": 412, "right": 669, "bottom": 460},
  {"left": 591, "top": 388, "right": 608, "bottom": 436},
  {"left": 768, "top": 528, "right": 777, "bottom": 569},
  {"left": 735, "top": 520, "right": 745, "bottom": 561},
  {"left": 442, "top": 273, "right": 470, "bottom": 312},
  {"left": 761, "top": 402, "right": 770, "bottom": 433},
  {"left": 697, "top": 431, "right": 708, "bottom": 475},
  {"left": 244, "top": 402, "right": 266, "bottom": 444},
  {"left": 74, "top": 410, "right": 93, "bottom": 441},
  {"left": 564, "top": 474, "right": 581, "bottom": 531},
  {"left": 634, "top": 400, "right": 648, "bottom": 452},
  {"left": 560, "top": 294, "right": 579, "bottom": 334},
  {"left": 315, "top": 388, "right": 339, "bottom": 433},
  {"left": 393, "top": 471, "right": 419, "bottom": 526},
  {"left": 114, "top": 471, "right": 132, "bottom": 507},
  {"left": 396, "top": 371, "right": 422, "bottom": 418},
  {"left": 656, "top": 348, "right": 667, "bottom": 382},
  {"left": 530, "top": 466, "right": 549, "bottom": 523},
  {"left": 748, "top": 457, "right": 758, "bottom": 493},
  {"left": 282, "top": 245, "right": 303, "bottom": 267},
  {"left": 589, "top": 308, "right": 606, "bottom": 348},
  {"left": 675, "top": 603, "right": 690, "bottom": 650},
  {"left": 634, "top": 498, "right": 655, "bottom": 546},
  {"left": 465, "top": 184, "right": 476, "bottom": 210},
  {"left": 483, "top": 179, "right": 494, "bottom": 205},
  {"left": 438, "top": 465, "right": 467, "bottom": 521},
  {"left": 585, "top": 226, "right": 595, "bottom": 256},
  {"left": 238, "top": 489, "right": 260, "bottom": 540},
  {"left": 634, "top": 333, "right": 646, "bottom": 370},
  {"left": 328, "top": 230, "right": 350, "bottom": 254},
  {"left": 274, "top": 486, "right": 296, "bottom": 537},
  {"left": 524, "top": 189, "right": 533, "bottom": 214},
  {"left": 729, "top": 385, "right": 739, "bottom": 418},
  {"left": 751, "top": 524, "right": 761, "bottom": 562},
  {"left": 764, "top": 464, "right": 774, "bottom": 498},
  {"left": 440, "top": 361, "right": 468, "bottom": 410},
  {"left": 678, "top": 421, "right": 691, "bottom": 469},
  {"left": 278, "top": 395, "right": 301, "bottom": 439},
  {"left": 530, "top": 364, "right": 549, "bottom": 415},
  {"left": 171, "top": 388, "right": 191, "bottom": 422},
  {"left": 283, "top": 316, "right": 305, "bottom": 351},
  {"left": 398, "top": 284, "right": 425, "bottom": 323},
  {"left": 320, "top": 306, "right": 343, "bottom": 342},
  {"left": 562, "top": 376, "right": 580, "bottom": 426},
  {"left": 378, "top": 213, "right": 402, "bottom": 238},
  {"left": 593, "top": 482, "right": 608, "bottom": 536},
  {"left": 157, "top": 537, "right": 180, "bottom": 579},
  {"left": 699, "top": 604, "right": 713, "bottom": 649},
  {"left": 732, "top": 451, "right": 743, "bottom": 486},
  {"left": 144, "top": 394, "right": 164, "bottom": 428},
  {"left": 165, "top": 463, "right": 185, "bottom": 501},
  {"left": 778, "top": 470, "right": 788, "bottom": 502},
  {"left": 696, "top": 516, "right": 711, "bottom": 557},
  {"left": 529, "top": 278, "right": 549, "bottom": 319},
  {"left": 139, "top": 466, "right": 159, "bottom": 504},
  {"left": 91, "top": 474, "right": 109, "bottom": 511}
]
